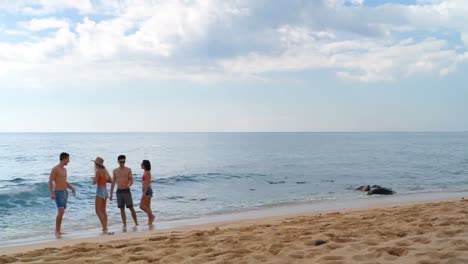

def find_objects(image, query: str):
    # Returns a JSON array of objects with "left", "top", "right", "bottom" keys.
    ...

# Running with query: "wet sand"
[{"left": 1, "top": 198, "right": 468, "bottom": 263}]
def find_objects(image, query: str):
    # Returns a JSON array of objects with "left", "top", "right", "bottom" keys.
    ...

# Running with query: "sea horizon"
[{"left": 1, "top": 131, "right": 467, "bottom": 134}]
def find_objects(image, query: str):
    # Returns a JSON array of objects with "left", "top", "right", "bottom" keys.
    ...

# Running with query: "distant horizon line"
[{"left": 0, "top": 131, "right": 467, "bottom": 133}]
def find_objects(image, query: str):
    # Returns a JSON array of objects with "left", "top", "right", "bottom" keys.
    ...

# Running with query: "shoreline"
[
  {"left": 1, "top": 190, "right": 466, "bottom": 256},
  {"left": 2, "top": 198, "right": 468, "bottom": 263}
]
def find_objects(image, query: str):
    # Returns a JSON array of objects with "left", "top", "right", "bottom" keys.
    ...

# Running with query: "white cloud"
[
  {"left": 325, "top": 0, "right": 366, "bottom": 6},
  {"left": 221, "top": 30, "right": 463, "bottom": 82},
  {"left": 0, "top": 0, "right": 467, "bottom": 86},
  {"left": 20, "top": 17, "right": 69, "bottom": 31},
  {"left": 0, "top": 26, "right": 76, "bottom": 62}
]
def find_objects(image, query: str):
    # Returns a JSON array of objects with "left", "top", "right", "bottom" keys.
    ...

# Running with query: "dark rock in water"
[
  {"left": 355, "top": 185, "right": 370, "bottom": 191},
  {"left": 314, "top": 240, "right": 327, "bottom": 246},
  {"left": 367, "top": 187, "right": 395, "bottom": 195},
  {"left": 355, "top": 184, "right": 395, "bottom": 195}
]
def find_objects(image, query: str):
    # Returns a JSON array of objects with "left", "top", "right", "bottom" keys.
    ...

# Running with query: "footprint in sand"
[
  {"left": 449, "top": 239, "right": 468, "bottom": 251},
  {"left": 326, "top": 242, "right": 343, "bottom": 250},
  {"left": 395, "top": 240, "right": 411, "bottom": 247},
  {"left": 147, "top": 236, "right": 167, "bottom": 242},
  {"left": 352, "top": 254, "right": 375, "bottom": 261},
  {"left": 435, "top": 230, "right": 460, "bottom": 238},
  {"left": 363, "top": 239, "right": 379, "bottom": 246},
  {"left": 384, "top": 247, "right": 408, "bottom": 257},
  {"left": 128, "top": 245, "right": 152, "bottom": 253},
  {"left": 411, "top": 237, "right": 432, "bottom": 244},
  {"left": 288, "top": 250, "right": 305, "bottom": 259},
  {"left": 427, "top": 251, "right": 461, "bottom": 260},
  {"left": 319, "top": 255, "right": 345, "bottom": 261},
  {"left": 126, "top": 255, "right": 156, "bottom": 263},
  {"left": 417, "top": 260, "right": 441, "bottom": 264},
  {"left": 268, "top": 244, "right": 283, "bottom": 255}
]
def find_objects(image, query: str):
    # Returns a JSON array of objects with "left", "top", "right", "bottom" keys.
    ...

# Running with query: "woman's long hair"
[{"left": 142, "top": 160, "right": 151, "bottom": 171}]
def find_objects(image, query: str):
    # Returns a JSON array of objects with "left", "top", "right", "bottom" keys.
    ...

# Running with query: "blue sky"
[{"left": 0, "top": 0, "right": 467, "bottom": 132}]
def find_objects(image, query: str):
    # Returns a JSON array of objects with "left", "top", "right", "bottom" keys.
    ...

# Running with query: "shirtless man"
[
  {"left": 48, "top": 152, "right": 76, "bottom": 238},
  {"left": 110, "top": 155, "right": 138, "bottom": 228}
]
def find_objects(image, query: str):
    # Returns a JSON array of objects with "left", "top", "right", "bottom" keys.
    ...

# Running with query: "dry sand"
[{"left": 1, "top": 199, "right": 468, "bottom": 263}]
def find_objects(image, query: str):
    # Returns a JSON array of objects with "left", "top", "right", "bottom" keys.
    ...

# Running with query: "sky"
[{"left": 0, "top": 0, "right": 467, "bottom": 132}]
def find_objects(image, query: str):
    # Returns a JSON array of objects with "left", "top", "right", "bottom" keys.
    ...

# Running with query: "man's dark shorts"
[
  {"left": 54, "top": 190, "right": 68, "bottom": 209},
  {"left": 116, "top": 188, "right": 134, "bottom": 208}
]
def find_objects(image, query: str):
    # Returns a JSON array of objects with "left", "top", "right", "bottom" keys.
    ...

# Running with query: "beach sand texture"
[{"left": 1, "top": 199, "right": 468, "bottom": 264}]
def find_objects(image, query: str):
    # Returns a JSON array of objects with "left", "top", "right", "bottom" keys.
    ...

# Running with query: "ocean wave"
[
  {"left": 0, "top": 182, "right": 50, "bottom": 209},
  {"left": 165, "top": 195, "right": 185, "bottom": 200},
  {"left": 206, "top": 173, "right": 221, "bottom": 176},
  {"left": 14, "top": 156, "right": 37, "bottom": 162},
  {"left": 0, "top": 177, "right": 27, "bottom": 183},
  {"left": 155, "top": 173, "right": 267, "bottom": 185},
  {"left": 408, "top": 185, "right": 425, "bottom": 191},
  {"left": 0, "top": 172, "right": 262, "bottom": 208},
  {"left": 160, "top": 195, "right": 210, "bottom": 202},
  {"left": 0, "top": 180, "right": 91, "bottom": 209},
  {"left": 268, "top": 180, "right": 286, "bottom": 184},
  {"left": 155, "top": 175, "right": 202, "bottom": 185}
]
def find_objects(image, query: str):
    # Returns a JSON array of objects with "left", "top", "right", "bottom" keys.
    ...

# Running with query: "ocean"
[{"left": 0, "top": 132, "right": 467, "bottom": 243}]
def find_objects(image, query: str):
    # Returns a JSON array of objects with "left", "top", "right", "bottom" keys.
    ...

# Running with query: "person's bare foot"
[
  {"left": 55, "top": 231, "right": 61, "bottom": 239},
  {"left": 149, "top": 214, "right": 156, "bottom": 225}
]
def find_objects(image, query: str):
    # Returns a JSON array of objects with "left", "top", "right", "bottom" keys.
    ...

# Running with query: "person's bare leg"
[
  {"left": 129, "top": 207, "right": 138, "bottom": 226},
  {"left": 95, "top": 197, "right": 105, "bottom": 231},
  {"left": 102, "top": 200, "right": 108, "bottom": 232},
  {"left": 139, "top": 197, "right": 150, "bottom": 223},
  {"left": 139, "top": 197, "right": 154, "bottom": 225},
  {"left": 55, "top": 208, "right": 65, "bottom": 238},
  {"left": 120, "top": 207, "right": 127, "bottom": 228},
  {"left": 148, "top": 199, "right": 155, "bottom": 225}
]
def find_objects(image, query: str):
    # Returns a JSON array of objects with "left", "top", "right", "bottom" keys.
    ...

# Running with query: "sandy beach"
[{"left": 1, "top": 199, "right": 468, "bottom": 263}]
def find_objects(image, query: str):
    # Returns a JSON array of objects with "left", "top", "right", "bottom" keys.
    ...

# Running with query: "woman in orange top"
[
  {"left": 140, "top": 160, "right": 155, "bottom": 225},
  {"left": 92, "top": 157, "right": 112, "bottom": 233}
]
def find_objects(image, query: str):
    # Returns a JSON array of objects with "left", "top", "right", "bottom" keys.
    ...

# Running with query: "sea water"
[{"left": 0, "top": 132, "right": 467, "bottom": 242}]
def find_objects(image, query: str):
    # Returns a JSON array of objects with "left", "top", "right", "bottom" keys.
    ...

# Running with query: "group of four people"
[{"left": 48, "top": 152, "right": 155, "bottom": 238}]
